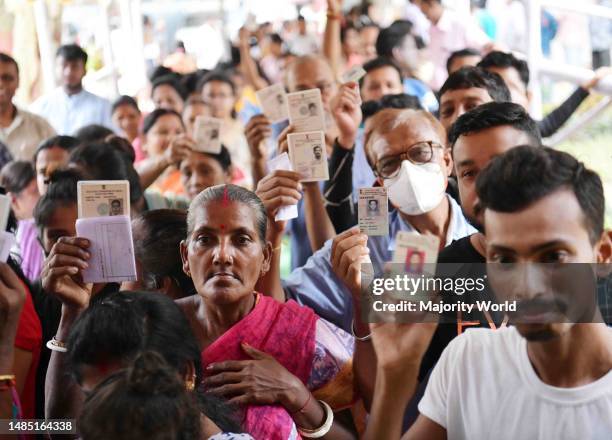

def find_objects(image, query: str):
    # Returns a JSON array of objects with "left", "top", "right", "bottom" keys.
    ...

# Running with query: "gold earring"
[{"left": 185, "top": 374, "right": 196, "bottom": 392}]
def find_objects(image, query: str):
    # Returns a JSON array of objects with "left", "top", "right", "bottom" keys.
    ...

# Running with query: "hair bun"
[{"left": 127, "top": 351, "right": 185, "bottom": 396}]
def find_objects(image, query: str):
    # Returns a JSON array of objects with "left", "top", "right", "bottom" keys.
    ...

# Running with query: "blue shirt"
[
  {"left": 352, "top": 128, "right": 376, "bottom": 202},
  {"left": 283, "top": 195, "right": 477, "bottom": 331},
  {"left": 404, "top": 78, "right": 439, "bottom": 113},
  {"left": 31, "top": 88, "right": 115, "bottom": 135}
]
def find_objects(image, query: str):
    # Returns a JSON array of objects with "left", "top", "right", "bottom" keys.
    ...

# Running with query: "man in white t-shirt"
[{"left": 363, "top": 145, "right": 612, "bottom": 440}]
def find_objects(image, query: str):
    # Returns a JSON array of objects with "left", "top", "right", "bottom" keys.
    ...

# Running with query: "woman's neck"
[
  {"left": 399, "top": 196, "right": 450, "bottom": 250},
  {"left": 195, "top": 293, "right": 257, "bottom": 346}
]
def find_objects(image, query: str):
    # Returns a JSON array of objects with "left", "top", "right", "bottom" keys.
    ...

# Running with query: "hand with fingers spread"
[
  {"left": 204, "top": 342, "right": 310, "bottom": 410},
  {"left": 164, "top": 134, "right": 194, "bottom": 167},
  {"left": 330, "top": 226, "right": 370, "bottom": 297},
  {"left": 245, "top": 114, "right": 272, "bottom": 161},
  {"left": 40, "top": 237, "right": 93, "bottom": 310},
  {"left": 330, "top": 82, "right": 362, "bottom": 149},
  {"left": 255, "top": 170, "right": 303, "bottom": 238},
  {"left": 277, "top": 124, "right": 296, "bottom": 155}
]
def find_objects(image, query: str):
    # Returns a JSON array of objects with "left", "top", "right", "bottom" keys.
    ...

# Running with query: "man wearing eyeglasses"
[{"left": 275, "top": 103, "right": 476, "bottom": 333}]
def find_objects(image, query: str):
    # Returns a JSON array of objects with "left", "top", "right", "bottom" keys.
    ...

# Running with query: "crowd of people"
[{"left": 0, "top": 0, "right": 611, "bottom": 439}]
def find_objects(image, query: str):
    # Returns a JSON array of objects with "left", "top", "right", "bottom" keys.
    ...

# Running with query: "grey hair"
[{"left": 186, "top": 184, "right": 267, "bottom": 243}]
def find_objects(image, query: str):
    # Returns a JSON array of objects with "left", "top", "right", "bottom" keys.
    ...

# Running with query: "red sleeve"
[{"left": 14, "top": 281, "right": 42, "bottom": 352}]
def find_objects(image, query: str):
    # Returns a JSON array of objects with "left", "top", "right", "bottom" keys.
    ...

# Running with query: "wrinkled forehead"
[
  {"left": 188, "top": 198, "right": 258, "bottom": 235},
  {"left": 366, "top": 111, "right": 445, "bottom": 158},
  {"left": 288, "top": 58, "right": 334, "bottom": 89}
]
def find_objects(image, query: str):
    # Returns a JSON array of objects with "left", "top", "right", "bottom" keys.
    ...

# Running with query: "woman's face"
[
  {"left": 36, "top": 147, "right": 70, "bottom": 196},
  {"left": 112, "top": 104, "right": 141, "bottom": 142},
  {"left": 201, "top": 81, "right": 235, "bottom": 120},
  {"left": 152, "top": 84, "right": 185, "bottom": 114},
  {"left": 179, "top": 151, "right": 231, "bottom": 201},
  {"left": 181, "top": 199, "right": 271, "bottom": 305},
  {"left": 144, "top": 114, "right": 185, "bottom": 157},
  {"left": 40, "top": 203, "right": 78, "bottom": 254}
]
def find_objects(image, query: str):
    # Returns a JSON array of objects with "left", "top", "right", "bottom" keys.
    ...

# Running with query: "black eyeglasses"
[{"left": 375, "top": 141, "right": 444, "bottom": 179}]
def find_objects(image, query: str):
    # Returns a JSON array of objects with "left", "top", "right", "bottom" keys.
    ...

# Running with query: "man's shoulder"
[
  {"left": 82, "top": 89, "right": 111, "bottom": 106},
  {"left": 16, "top": 107, "right": 53, "bottom": 126}
]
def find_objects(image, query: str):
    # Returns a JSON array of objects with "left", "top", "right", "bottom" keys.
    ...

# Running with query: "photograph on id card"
[
  {"left": 193, "top": 116, "right": 223, "bottom": 154},
  {"left": 256, "top": 83, "right": 289, "bottom": 123},
  {"left": 287, "top": 88, "right": 325, "bottom": 132},
  {"left": 392, "top": 231, "right": 440, "bottom": 275},
  {"left": 287, "top": 131, "right": 329, "bottom": 182},
  {"left": 358, "top": 187, "right": 388, "bottom": 236},
  {"left": 78, "top": 180, "right": 130, "bottom": 218}
]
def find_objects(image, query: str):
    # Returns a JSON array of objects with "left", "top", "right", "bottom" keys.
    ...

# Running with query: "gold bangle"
[
  {"left": 0, "top": 374, "right": 16, "bottom": 381},
  {"left": 326, "top": 11, "right": 341, "bottom": 20}
]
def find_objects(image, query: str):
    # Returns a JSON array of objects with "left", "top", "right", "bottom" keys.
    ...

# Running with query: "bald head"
[{"left": 285, "top": 55, "right": 337, "bottom": 109}]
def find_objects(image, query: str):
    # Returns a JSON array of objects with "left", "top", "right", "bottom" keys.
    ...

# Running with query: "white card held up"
[
  {"left": 193, "top": 116, "right": 223, "bottom": 154},
  {"left": 267, "top": 153, "right": 299, "bottom": 221},
  {"left": 77, "top": 180, "right": 130, "bottom": 219},
  {"left": 341, "top": 65, "right": 366, "bottom": 84},
  {"left": 287, "top": 89, "right": 325, "bottom": 132},
  {"left": 0, "top": 230, "right": 16, "bottom": 263},
  {"left": 392, "top": 231, "right": 440, "bottom": 275},
  {"left": 256, "top": 83, "right": 289, "bottom": 124},
  {"left": 0, "top": 194, "right": 10, "bottom": 232},
  {"left": 287, "top": 131, "right": 329, "bottom": 182},
  {"left": 358, "top": 187, "right": 389, "bottom": 236},
  {"left": 75, "top": 215, "right": 137, "bottom": 284}
]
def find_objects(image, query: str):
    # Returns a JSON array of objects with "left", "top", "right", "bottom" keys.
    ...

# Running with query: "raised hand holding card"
[
  {"left": 267, "top": 153, "right": 299, "bottom": 221},
  {"left": 287, "top": 89, "right": 325, "bottom": 132},
  {"left": 358, "top": 187, "right": 389, "bottom": 236},
  {"left": 77, "top": 180, "right": 130, "bottom": 218}
]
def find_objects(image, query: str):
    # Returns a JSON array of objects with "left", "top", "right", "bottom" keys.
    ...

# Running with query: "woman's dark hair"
[
  {"left": 478, "top": 51, "right": 530, "bottom": 87},
  {"left": 33, "top": 135, "right": 79, "bottom": 163},
  {"left": 181, "top": 70, "right": 209, "bottom": 97},
  {"left": 111, "top": 95, "right": 140, "bottom": 114},
  {"left": 375, "top": 20, "right": 424, "bottom": 58},
  {"left": 33, "top": 168, "right": 81, "bottom": 231},
  {"left": 198, "top": 145, "right": 232, "bottom": 172},
  {"left": 196, "top": 70, "right": 236, "bottom": 96},
  {"left": 438, "top": 66, "right": 511, "bottom": 103},
  {"left": 132, "top": 209, "right": 195, "bottom": 297},
  {"left": 476, "top": 146, "right": 605, "bottom": 244},
  {"left": 152, "top": 74, "right": 187, "bottom": 101},
  {"left": 187, "top": 184, "right": 267, "bottom": 243},
  {"left": 74, "top": 124, "right": 115, "bottom": 143},
  {"left": 148, "top": 65, "right": 175, "bottom": 83},
  {"left": 67, "top": 291, "right": 241, "bottom": 432},
  {"left": 362, "top": 93, "right": 423, "bottom": 123},
  {"left": 142, "top": 108, "right": 184, "bottom": 135},
  {"left": 78, "top": 351, "right": 201, "bottom": 440},
  {"left": 69, "top": 142, "right": 141, "bottom": 204},
  {"left": 448, "top": 101, "right": 541, "bottom": 148},
  {"left": 0, "top": 161, "right": 35, "bottom": 194}
]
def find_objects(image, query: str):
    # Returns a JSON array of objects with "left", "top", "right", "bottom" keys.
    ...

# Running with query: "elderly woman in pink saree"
[{"left": 178, "top": 184, "right": 374, "bottom": 439}]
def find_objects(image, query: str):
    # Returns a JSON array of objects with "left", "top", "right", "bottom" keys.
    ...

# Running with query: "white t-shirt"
[{"left": 418, "top": 326, "right": 612, "bottom": 440}]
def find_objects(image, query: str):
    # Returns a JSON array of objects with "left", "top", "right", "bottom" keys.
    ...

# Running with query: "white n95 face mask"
[{"left": 383, "top": 160, "right": 446, "bottom": 215}]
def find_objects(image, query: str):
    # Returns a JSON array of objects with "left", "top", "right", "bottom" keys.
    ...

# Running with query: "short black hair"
[
  {"left": 34, "top": 168, "right": 81, "bottom": 231},
  {"left": 56, "top": 44, "right": 88, "bottom": 64},
  {"left": 142, "top": 108, "right": 184, "bottom": 135},
  {"left": 446, "top": 48, "right": 481, "bottom": 74},
  {"left": 269, "top": 33, "right": 284, "bottom": 45},
  {"left": 0, "top": 161, "right": 35, "bottom": 194},
  {"left": 74, "top": 124, "right": 115, "bottom": 143},
  {"left": 180, "top": 70, "right": 209, "bottom": 97},
  {"left": 196, "top": 70, "right": 236, "bottom": 95},
  {"left": 362, "top": 93, "right": 423, "bottom": 123},
  {"left": 148, "top": 65, "right": 175, "bottom": 83},
  {"left": 448, "top": 101, "right": 541, "bottom": 147},
  {"left": 360, "top": 56, "right": 404, "bottom": 88},
  {"left": 478, "top": 51, "right": 530, "bottom": 87},
  {"left": 151, "top": 74, "right": 187, "bottom": 101},
  {"left": 438, "top": 66, "right": 511, "bottom": 103},
  {"left": 33, "top": 135, "right": 80, "bottom": 163},
  {"left": 375, "top": 20, "right": 424, "bottom": 58},
  {"left": 0, "top": 52, "right": 18, "bottom": 74},
  {"left": 476, "top": 146, "right": 605, "bottom": 243},
  {"left": 111, "top": 95, "right": 140, "bottom": 114},
  {"left": 195, "top": 145, "right": 232, "bottom": 172}
]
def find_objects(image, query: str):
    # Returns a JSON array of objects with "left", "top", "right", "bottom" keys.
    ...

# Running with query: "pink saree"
[{"left": 203, "top": 294, "right": 318, "bottom": 440}]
